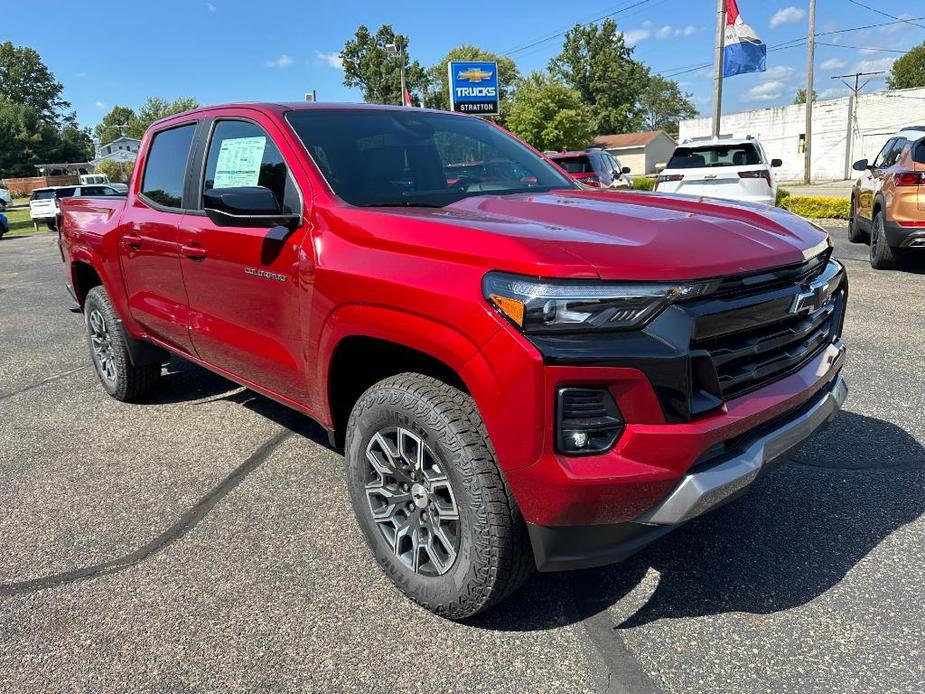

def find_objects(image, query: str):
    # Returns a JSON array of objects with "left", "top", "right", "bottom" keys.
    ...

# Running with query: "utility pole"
[
  {"left": 832, "top": 71, "right": 885, "bottom": 178},
  {"left": 711, "top": 0, "right": 727, "bottom": 138},
  {"left": 385, "top": 42, "right": 408, "bottom": 106},
  {"left": 803, "top": 0, "right": 816, "bottom": 185}
]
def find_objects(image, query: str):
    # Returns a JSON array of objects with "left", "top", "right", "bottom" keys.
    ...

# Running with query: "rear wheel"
[
  {"left": 84, "top": 286, "right": 162, "bottom": 401},
  {"left": 847, "top": 196, "right": 867, "bottom": 243},
  {"left": 345, "top": 373, "right": 532, "bottom": 619},
  {"left": 869, "top": 210, "right": 898, "bottom": 270}
]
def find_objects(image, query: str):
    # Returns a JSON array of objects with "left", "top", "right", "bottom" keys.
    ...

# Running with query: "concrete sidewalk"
[{"left": 780, "top": 180, "right": 854, "bottom": 199}]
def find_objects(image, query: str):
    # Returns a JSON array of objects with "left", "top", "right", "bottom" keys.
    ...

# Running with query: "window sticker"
[{"left": 213, "top": 136, "right": 267, "bottom": 188}]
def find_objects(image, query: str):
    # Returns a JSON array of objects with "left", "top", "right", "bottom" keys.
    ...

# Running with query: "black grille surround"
[{"left": 527, "top": 252, "right": 848, "bottom": 424}]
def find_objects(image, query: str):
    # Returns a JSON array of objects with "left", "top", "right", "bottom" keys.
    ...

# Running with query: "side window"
[
  {"left": 203, "top": 120, "right": 290, "bottom": 210},
  {"left": 873, "top": 138, "right": 896, "bottom": 169},
  {"left": 887, "top": 138, "right": 908, "bottom": 167},
  {"left": 141, "top": 123, "right": 196, "bottom": 209},
  {"left": 913, "top": 140, "right": 925, "bottom": 165}
]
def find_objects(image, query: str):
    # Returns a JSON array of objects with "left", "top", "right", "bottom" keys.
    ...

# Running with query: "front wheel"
[
  {"left": 84, "top": 286, "right": 162, "bottom": 401},
  {"left": 847, "top": 196, "right": 867, "bottom": 243},
  {"left": 345, "top": 373, "right": 532, "bottom": 619}
]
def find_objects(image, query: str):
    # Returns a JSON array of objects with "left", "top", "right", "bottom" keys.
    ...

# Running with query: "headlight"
[{"left": 483, "top": 271, "right": 711, "bottom": 333}]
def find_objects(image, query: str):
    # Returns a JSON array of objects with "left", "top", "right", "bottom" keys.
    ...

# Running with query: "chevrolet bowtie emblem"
[{"left": 457, "top": 68, "right": 493, "bottom": 83}]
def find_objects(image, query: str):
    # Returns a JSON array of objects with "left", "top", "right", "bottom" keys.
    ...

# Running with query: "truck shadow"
[{"left": 471, "top": 411, "right": 925, "bottom": 632}]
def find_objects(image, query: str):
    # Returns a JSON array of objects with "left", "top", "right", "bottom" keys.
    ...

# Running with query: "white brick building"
[{"left": 679, "top": 86, "right": 925, "bottom": 182}]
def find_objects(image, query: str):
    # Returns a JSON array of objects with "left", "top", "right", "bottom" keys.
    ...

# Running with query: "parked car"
[
  {"left": 31, "top": 184, "right": 125, "bottom": 227},
  {"left": 58, "top": 103, "right": 847, "bottom": 619},
  {"left": 655, "top": 136, "right": 781, "bottom": 206},
  {"left": 81, "top": 173, "right": 128, "bottom": 193},
  {"left": 0, "top": 187, "right": 12, "bottom": 210},
  {"left": 548, "top": 149, "right": 632, "bottom": 189},
  {"left": 849, "top": 125, "right": 925, "bottom": 269},
  {"left": 0, "top": 211, "right": 8, "bottom": 238}
]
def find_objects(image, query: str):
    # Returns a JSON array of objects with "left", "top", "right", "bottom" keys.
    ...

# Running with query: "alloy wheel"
[
  {"left": 88, "top": 309, "right": 117, "bottom": 385},
  {"left": 364, "top": 427, "right": 461, "bottom": 576}
]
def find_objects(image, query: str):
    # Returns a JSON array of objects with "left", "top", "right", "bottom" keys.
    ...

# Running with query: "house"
[
  {"left": 592, "top": 130, "right": 678, "bottom": 176},
  {"left": 91, "top": 136, "right": 142, "bottom": 167},
  {"left": 678, "top": 85, "right": 925, "bottom": 182}
]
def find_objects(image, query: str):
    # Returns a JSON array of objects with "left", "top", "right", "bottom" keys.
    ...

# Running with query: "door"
[
  {"left": 859, "top": 138, "right": 897, "bottom": 221},
  {"left": 119, "top": 123, "right": 197, "bottom": 353},
  {"left": 177, "top": 116, "right": 311, "bottom": 402}
]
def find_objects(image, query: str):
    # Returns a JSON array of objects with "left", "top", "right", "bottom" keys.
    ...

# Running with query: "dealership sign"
[{"left": 448, "top": 61, "right": 500, "bottom": 115}]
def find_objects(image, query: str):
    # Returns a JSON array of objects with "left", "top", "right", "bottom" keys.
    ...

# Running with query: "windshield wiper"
[{"left": 365, "top": 201, "right": 447, "bottom": 208}]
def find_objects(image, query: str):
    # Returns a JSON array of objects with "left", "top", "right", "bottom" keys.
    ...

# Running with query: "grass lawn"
[{"left": 3, "top": 207, "right": 46, "bottom": 237}]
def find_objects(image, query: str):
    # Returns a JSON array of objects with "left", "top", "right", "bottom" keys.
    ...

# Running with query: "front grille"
[{"left": 689, "top": 255, "right": 845, "bottom": 401}]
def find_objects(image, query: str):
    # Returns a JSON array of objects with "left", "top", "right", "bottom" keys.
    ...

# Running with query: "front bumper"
[{"left": 528, "top": 372, "right": 847, "bottom": 572}]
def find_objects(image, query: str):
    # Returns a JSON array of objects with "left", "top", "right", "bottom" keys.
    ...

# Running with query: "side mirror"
[
  {"left": 852, "top": 159, "right": 870, "bottom": 172},
  {"left": 771, "top": 158, "right": 783, "bottom": 168},
  {"left": 621, "top": 166, "right": 631, "bottom": 174},
  {"left": 203, "top": 186, "right": 301, "bottom": 230}
]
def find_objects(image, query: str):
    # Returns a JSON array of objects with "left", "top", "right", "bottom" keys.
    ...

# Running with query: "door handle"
[
  {"left": 180, "top": 243, "right": 207, "bottom": 261},
  {"left": 123, "top": 234, "right": 142, "bottom": 249}
]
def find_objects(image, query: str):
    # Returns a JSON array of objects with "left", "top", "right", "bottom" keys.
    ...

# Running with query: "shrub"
[
  {"left": 776, "top": 187, "right": 791, "bottom": 206},
  {"left": 632, "top": 176, "right": 656, "bottom": 191},
  {"left": 779, "top": 195, "right": 850, "bottom": 220}
]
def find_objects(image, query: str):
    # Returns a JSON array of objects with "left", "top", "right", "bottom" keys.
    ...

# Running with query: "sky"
[{"left": 5, "top": 0, "right": 924, "bottom": 131}]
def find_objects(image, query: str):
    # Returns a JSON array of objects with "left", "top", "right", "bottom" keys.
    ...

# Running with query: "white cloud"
[
  {"left": 206, "top": 2, "right": 216, "bottom": 11},
  {"left": 881, "top": 14, "right": 915, "bottom": 35},
  {"left": 264, "top": 54, "right": 293, "bottom": 69},
  {"left": 316, "top": 51, "right": 343, "bottom": 70},
  {"left": 855, "top": 57, "right": 896, "bottom": 73},
  {"left": 95, "top": 101, "right": 107, "bottom": 109},
  {"left": 819, "top": 87, "right": 847, "bottom": 99},
  {"left": 743, "top": 80, "right": 788, "bottom": 102},
  {"left": 622, "top": 28, "right": 651, "bottom": 46},
  {"left": 766, "top": 65, "right": 796, "bottom": 80},
  {"left": 76, "top": 71, "right": 87, "bottom": 78},
  {"left": 820, "top": 57, "right": 846, "bottom": 71},
  {"left": 657, "top": 25, "right": 672, "bottom": 39},
  {"left": 770, "top": 6, "right": 806, "bottom": 29},
  {"left": 655, "top": 25, "right": 697, "bottom": 39},
  {"left": 676, "top": 25, "right": 698, "bottom": 38}
]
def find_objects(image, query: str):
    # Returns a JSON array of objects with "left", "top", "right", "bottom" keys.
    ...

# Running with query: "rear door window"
[
  {"left": 141, "top": 123, "right": 196, "bottom": 209},
  {"left": 873, "top": 138, "right": 897, "bottom": 169},
  {"left": 202, "top": 120, "right": 292, "bottom": 211},
  {"left": 668, "top": 144, "right": 761, "bottom": 169}
]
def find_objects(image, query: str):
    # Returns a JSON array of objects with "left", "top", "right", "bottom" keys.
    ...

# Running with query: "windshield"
[
  {"left": 667, "top": 144, "right": 761, "bottom": 169},
  {"left": 552, "top": 156, "right": 595, "bottom": 174},
  {"left": 286, "top": 109, "right": 575, "bottom": 207},
  {"left": 32, "top": 190, "right": 57, "bottom": 200}
]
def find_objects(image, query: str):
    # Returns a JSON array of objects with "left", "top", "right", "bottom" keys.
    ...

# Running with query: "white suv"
[
  {"left": 0, "top": 187, "right": 11, "bottom": 210},
  {"left": 655, "top": 136, "right": 781, "bottom": 206}
]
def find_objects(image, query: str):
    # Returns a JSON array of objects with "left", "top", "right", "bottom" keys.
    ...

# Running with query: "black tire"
[
  {"left": 847, "top": 196, "right": 867, "bottom": 243},
  {"left": 869, "top": 210, "right": 898, "bottom": 270},
  {"left": 345, "top": 373, "right": 533, "bottom": 619},
  {"left": 84, "top": 286, "right": 161, "bottom": 401}
]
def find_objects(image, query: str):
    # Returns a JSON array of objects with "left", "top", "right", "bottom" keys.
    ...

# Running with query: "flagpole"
[{"left": 711, "top": 0, "right": 727, "bottom": 139}]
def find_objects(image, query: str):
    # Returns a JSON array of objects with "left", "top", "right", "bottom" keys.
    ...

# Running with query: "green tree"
[
  {"left": 888, "top": 42, "right": 925, "bottom": 90},
  {"left": 0, "top": 41, "right": 71, "bottom": 125},
  {"left": 793, "top": 88, "right": 818, "bottom": 105},
  {"left": 549, "top": 19, "right": 649, "bottom": 135},
  {"left": 340, "top": 25, "right": 427, "bottom": 105},
  {"left": 0, "top": 101, "right": 92, "bottom": 178},
  {"left": 424, "top": 45, "right": 520, "bottom": 122},
  {"left": 96, "top": 158, "right": 135, "bottom": 183},
  {"left": 126, "top": 97, "right": 199, "bottom": 138},
  {"left": 638, "top": 75, "right": 698, "bottom": 132},
  {"left": 94, "top": 105, "right": 137, "bottom": 144},
  {"left": 506, "top": 72, "right": 595, "bottom": 152}
]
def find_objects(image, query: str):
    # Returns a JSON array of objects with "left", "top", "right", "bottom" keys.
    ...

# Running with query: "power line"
[
  {"left": 815, "top": 41, "right": 910, "bottom": 55},
  {"left": 500, "top": 0, "right": 655, "bottom": 57},
  {"left": 845, "top": 0, "right": 925, "bottom": 31}
]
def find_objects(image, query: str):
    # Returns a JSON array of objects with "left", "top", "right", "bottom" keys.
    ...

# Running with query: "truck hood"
[{"left": 371, "top": 190, "right": 830, "bottom": 281}]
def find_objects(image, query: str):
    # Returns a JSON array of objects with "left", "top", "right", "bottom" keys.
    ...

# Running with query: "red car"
[
  {"left": 548, "top": 149, "right": 633, "bottom": 188},
  {"left": 59, "top": 103, "right": 848, "bottom": 618}
]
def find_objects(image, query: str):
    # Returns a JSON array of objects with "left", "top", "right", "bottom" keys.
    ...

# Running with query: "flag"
[
  {"left": 724, "top": 0, "right": 766, "bottom": 77},
  {"left": 403, "top": 86, "right": 414, "bottom": 107}
]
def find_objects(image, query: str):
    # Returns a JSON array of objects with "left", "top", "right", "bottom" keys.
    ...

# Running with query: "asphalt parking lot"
[{"left": 1, "top": 230, "right": 924, "bottom": 693}]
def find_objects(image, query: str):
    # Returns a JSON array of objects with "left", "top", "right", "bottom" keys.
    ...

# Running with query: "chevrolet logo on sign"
[{"left": 457, "top": 68, "right": 494, "bottom": 83}]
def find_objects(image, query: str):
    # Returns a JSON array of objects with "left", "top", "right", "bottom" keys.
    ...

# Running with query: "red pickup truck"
[{"left": 59, "top": 103, "right": 848, "bottom": 618}]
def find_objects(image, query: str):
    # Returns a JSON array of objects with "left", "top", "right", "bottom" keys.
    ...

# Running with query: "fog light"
[{"left": 556, "top": 387, "right": 624, "bottom": 456}]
